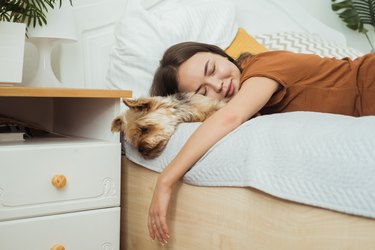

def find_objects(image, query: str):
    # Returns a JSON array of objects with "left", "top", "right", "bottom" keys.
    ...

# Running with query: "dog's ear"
[
  {"left": 111, "top": 114, "right": 126, "bottom": 132},
  {"left": 123, "top": 98, "right": 152, "bottom": 111}
]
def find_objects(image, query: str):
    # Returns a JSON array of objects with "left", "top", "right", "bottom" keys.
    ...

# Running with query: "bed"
[
  {"left": 100, "top": 0, "right": 375, "bottom": 249},
  {"left": 122, "top": 114, "right": 375, "bottom": 249}
]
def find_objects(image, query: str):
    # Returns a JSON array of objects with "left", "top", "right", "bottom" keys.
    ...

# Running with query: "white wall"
[
  {"left": 298, "top": 0, "right": 374, "bottom": 53},
  {"left": 21, "top": 0, "right": 373, "bottom": 90}
]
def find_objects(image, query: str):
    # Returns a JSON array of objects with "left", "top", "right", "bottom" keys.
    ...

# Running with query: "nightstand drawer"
[
  {"left": 0, "top": 207, "right": 120, "bottom": 249},
  {"left": 0, "top": 139, "right": 120, "bottom": 221}
]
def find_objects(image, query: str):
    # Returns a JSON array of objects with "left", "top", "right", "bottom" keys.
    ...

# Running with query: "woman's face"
[{"left": 177, "top": 52, "right": 241, "bottom": 100}]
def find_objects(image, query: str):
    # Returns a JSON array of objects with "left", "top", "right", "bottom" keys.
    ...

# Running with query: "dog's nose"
[{"left": 138, "top": 145, "right": 146, "bottom": 153}]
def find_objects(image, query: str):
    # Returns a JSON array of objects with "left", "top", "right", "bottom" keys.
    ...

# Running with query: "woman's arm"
[{"left": 148, "top": 77, "right": 279, "bottom": 245}]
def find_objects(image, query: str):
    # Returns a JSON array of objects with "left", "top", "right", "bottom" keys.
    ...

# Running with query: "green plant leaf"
[
  {"left": 352, "top": 0, "right": 375, "bottom": 25},
  {"left": 331, "top": 0, "right": 374, "bottom": 32},
  {"left": 332, "top": 0, "right": 375, "bottom": 50},
  {"left": 0, "top": 0, "right": 74, "bottom": 30}
]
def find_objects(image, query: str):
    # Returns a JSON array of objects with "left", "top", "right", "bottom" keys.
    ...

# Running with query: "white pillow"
[
  {"left": 106, "top": 0, "right": 238, "bottom": 98},
  {"left": 254, "top": 32, "right": 364, "bottom": 59}
]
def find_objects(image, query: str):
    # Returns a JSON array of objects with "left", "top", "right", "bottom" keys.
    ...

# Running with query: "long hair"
[{"left": 150, "top": 42, "right": 241, "bottom": 97}]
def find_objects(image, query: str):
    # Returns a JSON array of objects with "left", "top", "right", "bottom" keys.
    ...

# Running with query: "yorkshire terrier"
[{"left": 111, "top": 92, "right": 226, "bottom": 159}]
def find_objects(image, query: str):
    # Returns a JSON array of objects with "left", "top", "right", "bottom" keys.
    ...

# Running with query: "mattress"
[{"left": 124, "top": 111, "right": 375, "bottom": 218}]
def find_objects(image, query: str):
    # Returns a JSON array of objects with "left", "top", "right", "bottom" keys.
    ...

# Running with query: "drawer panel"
[
  {"left": 0, "top": 140, "right": 120, "bottom": 221},
  {"left": 0, "top": 207, "right": 120, "bottom": 250}
]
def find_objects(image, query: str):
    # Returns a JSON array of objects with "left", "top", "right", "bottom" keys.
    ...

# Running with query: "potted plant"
[
  {"left": 0, "top": 0, "right": 72, "bottom": 84},
  {"left": 331, "top": 0, "right": 375, "bottom": 52}
]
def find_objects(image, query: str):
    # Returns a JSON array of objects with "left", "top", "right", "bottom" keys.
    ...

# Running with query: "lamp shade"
[{"left": 27, "top": 2, "right": 77, "bottom": 41}]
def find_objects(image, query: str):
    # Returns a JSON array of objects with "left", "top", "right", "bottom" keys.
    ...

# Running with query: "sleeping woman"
[{"left": 147, "top": 41, "right": 375, "bottom": 245}]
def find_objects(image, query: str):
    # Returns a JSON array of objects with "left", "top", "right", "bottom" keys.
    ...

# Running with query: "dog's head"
[{"left": 111, "top": 97, "right": 178, "bottom": 159}]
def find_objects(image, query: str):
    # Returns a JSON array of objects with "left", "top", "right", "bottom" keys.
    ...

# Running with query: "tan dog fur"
[{"left": 111, "top": 92, "right": 226, "bottom": 159}]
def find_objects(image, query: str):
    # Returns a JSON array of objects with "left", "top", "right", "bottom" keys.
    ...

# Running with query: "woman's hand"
[{"left": 148, "top": 178, "right": 172, "bottom": 245}]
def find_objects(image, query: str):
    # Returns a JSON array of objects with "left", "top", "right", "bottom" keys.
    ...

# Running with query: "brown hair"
[{"left": 150, "top": 41, "right": 241, "bottom": 97}]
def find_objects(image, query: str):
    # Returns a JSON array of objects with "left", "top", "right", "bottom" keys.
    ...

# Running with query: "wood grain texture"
[
  {"left": 121, "top": 157, "right": 375, "bottom": 250},
  {"left": 0, "top": 87, "right": 132, "bottom": 98}
]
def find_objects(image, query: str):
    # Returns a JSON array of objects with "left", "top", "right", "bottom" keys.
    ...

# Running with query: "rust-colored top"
[{"left": 240, "top": 51, "right": 375, "bottom": 116}]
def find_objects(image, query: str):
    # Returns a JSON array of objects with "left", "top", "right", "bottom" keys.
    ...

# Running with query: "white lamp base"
[{"left": 28, "top": 38, "right": 61, "bottom": 87}]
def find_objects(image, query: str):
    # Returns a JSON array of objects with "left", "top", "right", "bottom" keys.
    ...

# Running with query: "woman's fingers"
[
  {"left": 153, "top": 222, "right": 164, "bottom": 245},
  {"left": 156, "top": 215, "right": 169, "bottom": 244},
  {"left": 149, "top": 214, "right": 169, "bottom": 245},
  {"left": 148, "top": 178, "right": 173, "bottom": 245},
  {"left": 159, "top": 215, "right": 170, "bottom": 242},
  {"left": 147, "top": 216, "right": 155, "bottom": 240}
]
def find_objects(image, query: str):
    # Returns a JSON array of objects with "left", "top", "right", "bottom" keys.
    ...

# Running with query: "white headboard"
[{"left": 22, "top": 0, "right": 350, "bottom": 90}]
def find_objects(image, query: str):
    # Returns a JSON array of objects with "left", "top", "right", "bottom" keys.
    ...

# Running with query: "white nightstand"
[{"left": 0, "top": 87, "right": 131, "bottom": 250}]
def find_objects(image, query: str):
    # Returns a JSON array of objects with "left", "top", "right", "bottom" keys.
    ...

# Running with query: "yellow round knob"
[
  {"left": 51, "top": 175, "right": 67, "bottom": 189},
  {"left": 50, "top": 244, "right": 65, "bottom": 250}
]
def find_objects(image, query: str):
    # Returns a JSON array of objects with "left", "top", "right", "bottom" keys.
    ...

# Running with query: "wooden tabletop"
[{"left": 0, "top": 86, "right": 132, "bottom": 98}]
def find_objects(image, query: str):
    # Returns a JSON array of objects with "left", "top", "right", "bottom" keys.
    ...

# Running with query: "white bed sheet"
[{"left": 125, "top": 112, "right": 375, "bottom": 218}]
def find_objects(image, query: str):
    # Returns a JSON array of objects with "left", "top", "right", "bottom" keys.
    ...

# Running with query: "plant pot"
[{"left": 0, "top": 22, "right": 26, "bottom": 85}]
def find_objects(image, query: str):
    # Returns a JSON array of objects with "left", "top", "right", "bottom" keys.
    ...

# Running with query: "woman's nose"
[{"left": 206, "top": 78, "right": 223, "bottom": 93}]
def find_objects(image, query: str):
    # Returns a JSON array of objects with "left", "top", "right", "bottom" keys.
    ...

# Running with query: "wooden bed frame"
[{"left": 121, "top": 157, "right": 375, "bottom": 249}]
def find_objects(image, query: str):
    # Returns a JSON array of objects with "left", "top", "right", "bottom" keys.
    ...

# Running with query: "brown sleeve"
[{"left": 239, "top": 51, "right": 333, "bottom": 106}]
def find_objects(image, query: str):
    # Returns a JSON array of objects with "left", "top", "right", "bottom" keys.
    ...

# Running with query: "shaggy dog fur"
[{"left": 111, "top": 92, "right": 226, "bottom": 159}]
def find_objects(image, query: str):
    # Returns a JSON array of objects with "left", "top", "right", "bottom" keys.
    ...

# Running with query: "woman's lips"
[{"left": 225, "top": 81, "right": 234, "bottom": 98}]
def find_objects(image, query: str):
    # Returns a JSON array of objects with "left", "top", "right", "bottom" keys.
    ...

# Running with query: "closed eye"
[
  {"left": 201, "top": 86, "right": 207, "bottom": 96},
  {"left": 196, "top": 85, "right": 207, "bottom": 96},
  {"left": 139, "top": 127, "right": 148, "bottom": 133},
  {"left": 210, "top": 64, "right": 216, "bottom": 75}
]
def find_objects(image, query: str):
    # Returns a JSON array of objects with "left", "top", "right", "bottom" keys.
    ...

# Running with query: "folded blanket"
[{"left": 125, "top": 111, "right": 375, "bottom": 218}]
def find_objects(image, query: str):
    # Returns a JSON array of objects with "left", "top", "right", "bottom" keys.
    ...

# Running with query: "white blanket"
[{"left": 125, "top": 112, "right": 375, "bottom": 218}]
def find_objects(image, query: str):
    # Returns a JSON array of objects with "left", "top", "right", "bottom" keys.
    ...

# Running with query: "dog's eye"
[{"left": 139, "top": 127, "right": 148, "bottom": 133}]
